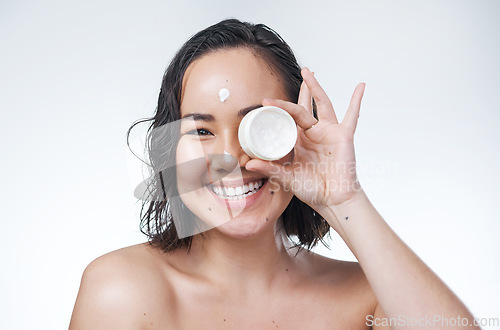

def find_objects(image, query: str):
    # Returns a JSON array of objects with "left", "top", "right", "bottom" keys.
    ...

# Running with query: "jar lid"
[{"left": 238, "top": 106, "right": 297, "bottom": 161}]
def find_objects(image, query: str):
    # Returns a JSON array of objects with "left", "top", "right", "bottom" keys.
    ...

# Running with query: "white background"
[{"left": 1, "top": 0, "right": 499, "bottom": 329}]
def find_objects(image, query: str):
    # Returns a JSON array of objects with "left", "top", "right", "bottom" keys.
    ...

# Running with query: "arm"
[
  {"left": 247, "top": 67, "right": 478, "bottom": 329},
  {"left": 318, "top": 189, "right": 477, "bottom": 329}
]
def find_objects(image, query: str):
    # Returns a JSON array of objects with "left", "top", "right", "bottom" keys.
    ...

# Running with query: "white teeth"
[{"left": 211, "top": 179, "right": 264, "bottom": 200}]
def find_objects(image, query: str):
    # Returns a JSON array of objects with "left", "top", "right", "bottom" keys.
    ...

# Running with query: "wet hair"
[{"left": 127, "top": 18, "right": 330, "bottom": 253}]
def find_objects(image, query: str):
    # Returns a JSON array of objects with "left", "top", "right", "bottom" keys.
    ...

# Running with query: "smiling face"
[{"left": 176, "top": 47, "right": 294, "bottom": 239}]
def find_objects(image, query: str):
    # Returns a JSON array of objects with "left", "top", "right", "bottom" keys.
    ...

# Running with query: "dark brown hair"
[{"left": 127, "top": 18, "right": 330, "bottom": 253}]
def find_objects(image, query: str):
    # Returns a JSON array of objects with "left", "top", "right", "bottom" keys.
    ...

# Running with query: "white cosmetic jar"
[{"left": 238, "top": 106, "right": 297, "bottom": 161}]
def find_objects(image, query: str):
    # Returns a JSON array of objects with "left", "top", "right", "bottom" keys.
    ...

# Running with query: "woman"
[{"left": 70, "top": 19, "right": 477, "bottom": 329}]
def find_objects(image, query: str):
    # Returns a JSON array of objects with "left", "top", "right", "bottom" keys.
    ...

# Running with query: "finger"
[
  {"left": 301, "top": 67, "right": 338, "bottom": 124},
  {"left": 297, "top": 80, "right": 313, "bottom": 115},
  {"left": 262, "top": 98, "right": 317, "bottom": 132},
  {"left": 341, "top": 83, "right": 366, "bottom": 132},
  {"left": 245, "top": 159, "right": 294, "bottom": 191}
]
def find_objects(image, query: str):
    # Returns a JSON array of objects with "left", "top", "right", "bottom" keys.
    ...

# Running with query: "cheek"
[
  {"left": 176, "top": 137, "right": 206, "bottom": 163},
  {"left": 262, "top": 187, "right": 294, "bottom": 227},
  {"left": 175, "top": 139, "right": 208, "bottom": 194},
  {"left": 276, "top": 187, "right": 294, "bottom": 206},
  {"left": 269, "top": 150, "right": 294, "bottom": 204}
]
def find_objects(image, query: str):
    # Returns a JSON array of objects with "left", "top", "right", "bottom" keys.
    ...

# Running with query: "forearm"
[{"left": 317, "top": 189, "right": 477, "bottom": 329}]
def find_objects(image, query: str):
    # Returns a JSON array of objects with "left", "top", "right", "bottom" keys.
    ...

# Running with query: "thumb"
[{"left": 245, "top": 159, "right": 294, "bottom": 191}]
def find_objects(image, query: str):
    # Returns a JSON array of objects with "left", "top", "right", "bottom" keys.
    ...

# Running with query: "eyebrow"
[
  {"left": 181, "top": 113, "right": 215, "bottom": 121},
  {"left": 181, "top": 104, "right": 262, "bottom": 122},
  {"left": 237, "top": 104, "right": 262, "bottom": 117}
]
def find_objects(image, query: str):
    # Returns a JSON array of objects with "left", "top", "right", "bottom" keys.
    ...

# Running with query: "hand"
[{"left": 245, "top": 67, "right": 366, "bottom": 214}]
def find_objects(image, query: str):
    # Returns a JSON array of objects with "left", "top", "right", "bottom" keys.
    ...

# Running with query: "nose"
[{"left": 208, "top": 130, "right": 251, "bottom": 177}]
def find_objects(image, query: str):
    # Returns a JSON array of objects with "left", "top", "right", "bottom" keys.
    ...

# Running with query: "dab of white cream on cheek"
[{"left": 219, "top": 88, "right": 230, "bottom": 102}]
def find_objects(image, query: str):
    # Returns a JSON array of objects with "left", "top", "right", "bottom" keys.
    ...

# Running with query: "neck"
[{"left": 185, "top": 219, "right": 297, "bottom": 292}]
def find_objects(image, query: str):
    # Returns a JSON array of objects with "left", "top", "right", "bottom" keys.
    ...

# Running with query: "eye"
[{"left": 186, "top": 128, "right": 213, "bottom": 136}]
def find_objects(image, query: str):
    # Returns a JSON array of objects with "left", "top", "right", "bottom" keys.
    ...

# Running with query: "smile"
[{"left": 209, "top": 179, "right": 265, "bottom": 200}]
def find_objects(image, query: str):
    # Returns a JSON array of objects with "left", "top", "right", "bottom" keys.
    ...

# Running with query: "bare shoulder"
[
  {"left": 294, "top": 248, "right": 370, "bottom": 285},
  {"left": 293, "top": 249, "right": 377, "bottom": 320},
  {"left": 312, "top": 250, "right": 375, "bottom": 297},
  {"left": 69, "top": 243, "right": 174, "bottom": 329}
]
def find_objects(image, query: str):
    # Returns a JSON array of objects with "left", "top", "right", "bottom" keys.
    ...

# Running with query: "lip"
[
  {"left": 207, "top": 176, "right": 266, "bottom": 188},
  {"left": 206, "top": 178, "right": 268, "bottom": 209}
]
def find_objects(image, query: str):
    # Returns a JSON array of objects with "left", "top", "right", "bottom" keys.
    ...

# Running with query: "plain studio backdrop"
[{"left": 1, "top": 0, "right": 499, "bottom": 328}]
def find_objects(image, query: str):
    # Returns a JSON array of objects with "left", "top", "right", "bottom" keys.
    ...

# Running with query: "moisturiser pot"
[{"left": 238, "top": 106, "right": 297, "bottom": 161}]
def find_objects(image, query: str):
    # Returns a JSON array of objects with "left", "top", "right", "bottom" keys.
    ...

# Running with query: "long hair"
[{"left": 127, "top": 19, "right": 330, "bottom": 253}]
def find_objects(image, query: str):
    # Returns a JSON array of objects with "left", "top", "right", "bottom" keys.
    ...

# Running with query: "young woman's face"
[{"left": 176, "top": 47, "right": 294, "bottom": 238}]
